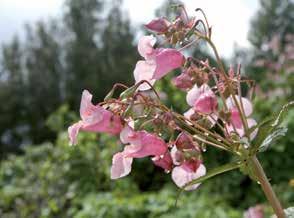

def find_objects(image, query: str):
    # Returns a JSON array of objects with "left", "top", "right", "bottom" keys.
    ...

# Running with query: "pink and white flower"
[
  {"left": 184, "top": 84, "right": 218, "bottom": 127},
  {"left": 134, "top": 35, "right": 185, "bottom": 90},
  {"left": 110, "top": 125, "right": 168, "bottom": 179},
  {"left": 68, "top": 90, "right": 123, "bottom": 145},
  {"left": 172, "top": 161, "right": 206, "bottom": 191},
  {"left": 225, "top": 95, "right": 258, "bottom": 139}
]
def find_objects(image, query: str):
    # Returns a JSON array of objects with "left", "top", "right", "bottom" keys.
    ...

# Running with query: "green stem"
[{"left": 250, "top": 156, "right": 285, "bottom": 218}]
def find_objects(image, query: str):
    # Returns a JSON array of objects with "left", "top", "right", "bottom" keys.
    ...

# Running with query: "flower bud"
[
  {"left": 145, "top": 18, "right": 170, "bottom": 34},
  {"left": 172, "top": 71, "right": 193, "bottom": 90}
]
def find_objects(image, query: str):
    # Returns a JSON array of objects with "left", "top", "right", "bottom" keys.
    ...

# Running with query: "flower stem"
[{"left": 250, "top": 155, "right": 285, "bottom": 218}]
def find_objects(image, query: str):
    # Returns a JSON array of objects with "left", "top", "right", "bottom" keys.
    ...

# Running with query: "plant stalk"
[{"left": 250, "top": 155, "right": 285, "bottom": 218}]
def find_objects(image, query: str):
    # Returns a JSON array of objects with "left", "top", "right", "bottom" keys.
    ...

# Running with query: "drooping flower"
[
  {"left": 169, "top": 132, "right": 205, "bottom": 190},
  {"left": 172, "top": 161, "right": 206, "bottom": 191},
  {"left": 110, "top": 125, "right": 168, "bottom": 179},
  {"left": 172, "top": 71, "right": 194, "bottom": 90},
  {"left": 134, "top": 35, "right": 185, "bottom": 90},
  {"left": 145, "top": 18, "right": 171, "bottom": 33},
  {"left": 186, "top": 84, "right": 218, "bottom": 114},
  {"left": 225, "top": 95, "right": 258, "bottom": 139},
  {"left": 68, "top": 90, "right": 123, "bottom": 145},
  {"left": 120, "top": 125, "right": 167, "bottom": 158},
  {"left": 184, "top": 84, "right": 218, "bottom": 128}
]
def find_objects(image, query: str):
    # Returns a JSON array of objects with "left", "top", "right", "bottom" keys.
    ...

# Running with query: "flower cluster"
[{"left": 68, "top": 6, "right": 258, "bottom": 191}]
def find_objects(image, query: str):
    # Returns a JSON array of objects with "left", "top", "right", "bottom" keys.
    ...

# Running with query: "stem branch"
[{"left": 250, "top": 155, "right": 285, "bottom": 218}]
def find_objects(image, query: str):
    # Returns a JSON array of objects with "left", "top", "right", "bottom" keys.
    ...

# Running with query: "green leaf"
[
  {"left": 175, "top": 161, "right": 241, "bottom": 206},
  {"left": 271, "top": 101, "right": 294, "bottom": 127},
  {"left": 252, "top": 101, "right": 293, "bottom": 151},
  {"left": 259, "top": 126, "right": 288, "bottom": 152}
]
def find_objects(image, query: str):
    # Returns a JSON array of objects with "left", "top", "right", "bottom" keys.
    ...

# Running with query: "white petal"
[
  {"left": 226, "top": 95, "right": 253, "bottom": 116},
  {"left": 137, "top": 35, "right": 156, "bottom": 59},
  {"left": 172, "top": 164, "right": 206, "bottom": 191},
  {"left": 186, "top": 85, "right": 199, "bottom": 106},
  {"left": 133, "top": 60, "right": 156, "bottom": 91},
  {"left": 110, "top": 151, "right": 133, "bottom": 179}
]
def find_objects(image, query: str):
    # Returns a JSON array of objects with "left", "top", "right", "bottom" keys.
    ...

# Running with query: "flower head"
[
  {"left": 225, "top": 95, "right": 257, "bottom": 139},
  {"left": 134, "top": 35, "right": 185, "bottom": 90},
  {"left": 110, "top": 125, "right": 168, "bottom": 179},
  {"left": 68, "top": 90, "right": 123, "bottom": 145}
]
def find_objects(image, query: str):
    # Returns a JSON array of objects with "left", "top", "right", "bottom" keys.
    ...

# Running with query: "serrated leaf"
[
  {"left": 271, "top": 101, "right": 294, "bottom": 127},
  {"left": 259, "top": 127, "right": 288, "bottom": 152},
  {"left": 252, "top": 101, "right": 293, "bottom": 151}
]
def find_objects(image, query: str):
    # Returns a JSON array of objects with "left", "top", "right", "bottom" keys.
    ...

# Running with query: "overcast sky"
[{"left": 0, "top": 0, "right": 259, "bottom": 58}]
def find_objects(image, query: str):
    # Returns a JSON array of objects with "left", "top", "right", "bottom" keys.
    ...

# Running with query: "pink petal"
[
  {"left": 186, "top": 84, "right": 210, "bottom": 107},
  {"left": 145, "top": 18, "right": 170, "bottom": 33},
  {"left": 194, "top": 90, "right": 218, "bottom": 114},
  {"left": 172, "top": 163, "right": 206, "bottom": 191},
  {"left": 152, "top": 152, "right": 173, "bottom": 171},
  {"left": 226, "top": 118, "right": 257, "bottom": 139},
  {"left": 137, "top": 35, "right": 156, "bottom": 59},
  {"left": 80, "top": 90, "right": 103, "bottom": 125},
  {"left": 127, "top": 131, "right": 167, "bottom": 158},
  {"left": 83, "top": 111, "right": 123, "bottom": 135},
  {"left": 110, "top": 148, "right": 133, "bottom": 179},
  {"left": 181, "top": 160, "right": 202, "bottom": 172},
  {"left": 120, "top": 126, "right": 168, "bottom": 158},
  {"left": 120, "top": 125, "right": 141, "bottom": 145},
  {"left": 133, "top": 60, "right": 156, "bottom": 91},
  {"left": 153, "top": 48, "right": 184, "bottom": 80},
  {"left": 68, "top": 121, "right": 83, "bottom": 145},
  {"left": 226, "top": 95, "right": 253, "bottom": 116},
  {"left": 230, "top": 107, "right": 243, "bottom": 128}
]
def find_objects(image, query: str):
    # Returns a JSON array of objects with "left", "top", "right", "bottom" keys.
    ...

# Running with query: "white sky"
[{"left": 0, "top": 0, "right": 259, "bottom": 58}]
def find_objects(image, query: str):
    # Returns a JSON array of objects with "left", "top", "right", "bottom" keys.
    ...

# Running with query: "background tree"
[{"left": 0, "top": 0, "right": 136, "bottom": 157}]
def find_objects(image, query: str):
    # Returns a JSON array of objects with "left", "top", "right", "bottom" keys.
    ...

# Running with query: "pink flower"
[
  {"left": 68, "top": 90, "right": 123, "bottom": 145},
  {"left": 170, "top": 133, "right": 205, "bottom": 191},
  {"left": 186, "top": 84, "right": 218, "bottom": 114},
  {"left": 134, "top": 35, "right": 185, "bottom": 90},
  {"left": 145, "top": 18, "right": 171, "bottom": 33},
  {"left": 110, "top": 125, "right": 168, "bottom": 179},
  {"left": 172, "top": 161, "right": 206, "bottom": 191},
  {"left": 120, "top": 125, "right": 167, "bottom": 158},
  {"left": 225, "top": 95, "right": 258, "bottom": 139},
  {"left": 244, "top": 205, "right": 264, "bottom": 218}
]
